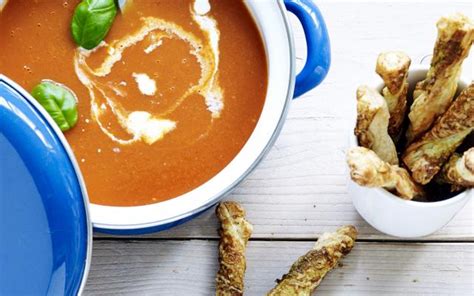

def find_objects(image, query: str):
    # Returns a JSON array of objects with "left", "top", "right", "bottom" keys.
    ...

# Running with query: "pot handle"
[{"left": 284, "top": 0, "right": 330, "bottom": 98}]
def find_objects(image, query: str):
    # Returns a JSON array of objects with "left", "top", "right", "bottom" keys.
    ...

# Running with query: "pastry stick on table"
[
  {"left": 406, "top": 13, "right": 474, "bottom": 143},
  {"left": 267, "top": 225, "right": 357, "bottom": 296},
  {"left": 437, "top": 147, "right": 474, "bottom": 190},
  {"left": 215, "top": 201, "right": 253, "bottom": 296},
  {"left": 355, "top": 85, "right": 399, "bottom": 165},
  {"left": 347, "top": 147, "right": 424, "bottom": 200},
  {"left": 376, "top": 51, "right": 411, "bottom": 141},
  {"left": 403, "top": 83, "right": 474, "bottom": 185}
]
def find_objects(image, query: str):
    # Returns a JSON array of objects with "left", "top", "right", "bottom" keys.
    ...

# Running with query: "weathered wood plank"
[
  {"left": 84, "top": 240, "right": 474, "bottom": 295},
  {"left": 94, "top": 1, "right": 474, "bottom": 241},
  {"left": 95, "top": 197, "right": 474, "bottom": 241},
  {"left": 86, "top": 2, "right": 474, "bottom": 295}
]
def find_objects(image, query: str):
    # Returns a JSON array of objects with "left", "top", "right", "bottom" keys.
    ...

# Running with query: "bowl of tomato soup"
[{"left": 0, "top": 0, "right": 330, "bottom": 234}]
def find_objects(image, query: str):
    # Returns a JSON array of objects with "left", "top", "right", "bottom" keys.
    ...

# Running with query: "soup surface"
[{"left": 0, "top": 0, "right": 267, "bottom": 206}]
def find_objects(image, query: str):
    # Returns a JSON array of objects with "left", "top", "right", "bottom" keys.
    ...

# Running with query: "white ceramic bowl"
[{"left": 349, "top": 64, "right": 473, "bottom": 238}]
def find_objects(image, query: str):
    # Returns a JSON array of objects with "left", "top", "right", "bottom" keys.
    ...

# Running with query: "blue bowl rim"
[{"left": 0, "top": 74, "right": 93, "bottom": 294}]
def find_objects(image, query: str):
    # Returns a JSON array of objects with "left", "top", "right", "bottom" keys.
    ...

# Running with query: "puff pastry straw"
[
  {"left": 267, "top": 225, "right": 357, "bottom": 296},
  {"left": 347, "top": 147, "right": 424, "bottom": 200},
  {"left": 406, "top": 13, "right": 474, "bottom": 143},
  {"left": 355, "top": 85, "right": 399, "bottom": 165},
  {"left": 403, "top": 83, "right": 474, "bottom": 185},
  {"left": 216, "top": 202, "right": 253, "bottom": 296},
  {"left": 437, "top": 147, "right": 474, "bottom": 190},
  {"left": 376, "top": 51, "right": 411, "bottom": 141}
]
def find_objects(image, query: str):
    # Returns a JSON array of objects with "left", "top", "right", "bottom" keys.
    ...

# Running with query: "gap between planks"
[
  {"left": 84, "top": 240, "right": 474, "bottom": 296},
  {"left": 93, "top": 236, "right": 474, "bottom": 244}
]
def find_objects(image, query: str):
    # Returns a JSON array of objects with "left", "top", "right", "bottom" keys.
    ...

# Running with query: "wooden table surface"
[{"left": 85, "top": 1, "right": 474, "bottom": 295}]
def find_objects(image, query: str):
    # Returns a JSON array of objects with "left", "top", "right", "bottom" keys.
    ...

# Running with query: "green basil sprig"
[
  {"left": 31, "top": 80, "right": 78, "bottom": 132},
  {"left": 71, "top": 0, "right": 117, "bottom": 50}
]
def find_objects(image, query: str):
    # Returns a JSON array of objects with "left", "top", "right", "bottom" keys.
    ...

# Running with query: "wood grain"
[
  {"left": 94, "top": 1, "right": 474, "bottom": 241},
  {"left": 85, "top": 2, "right": 474, "bottom": 295},
  {"left": 84, "top": 240, "right": 474, "bottom": 295}
]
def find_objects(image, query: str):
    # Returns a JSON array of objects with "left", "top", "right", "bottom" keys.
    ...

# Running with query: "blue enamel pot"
[
  {"left": 1, "top": 0, "right": 330, "bottom": 237},
  {"left": 91, "top": 0, "right": 331, "bottom": 235}
]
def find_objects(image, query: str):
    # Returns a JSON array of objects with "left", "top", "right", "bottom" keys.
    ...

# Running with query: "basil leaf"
[
  {"left": 31, "top": 80, "right": 78, "bottom": 132},
  {"left": 71, "top": 0, "right": 117, "bottom": 50}
]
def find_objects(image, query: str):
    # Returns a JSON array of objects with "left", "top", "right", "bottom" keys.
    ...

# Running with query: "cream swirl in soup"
[
  {"left": 74, "top": 1, "right": 222, "bottom": 145},
  {"left": 0, "top": 0, "right": 267, "bottom": 206}
]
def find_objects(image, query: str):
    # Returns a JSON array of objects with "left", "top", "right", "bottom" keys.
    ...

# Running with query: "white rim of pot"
[{"left": 90, "top": 0, "right": 296, "bottom": 230}]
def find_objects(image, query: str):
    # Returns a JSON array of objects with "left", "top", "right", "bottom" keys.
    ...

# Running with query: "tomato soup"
[{"left": 0, "top": 0, "right": 267, "bottom": 206}]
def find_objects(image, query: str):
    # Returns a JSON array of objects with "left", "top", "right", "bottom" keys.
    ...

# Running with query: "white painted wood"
[
  {"left": 85, "top": 2, "right": 474, "bottom": 295},
  {"left": 94, "top": 1, "right": 474, "bottom": 241},
  {"left": 84, "top": 240, "right": 474, "bottom": 295}
]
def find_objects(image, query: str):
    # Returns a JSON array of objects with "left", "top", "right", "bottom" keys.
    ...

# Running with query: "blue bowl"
[{"left": 0, "top": 76, "right": 92, "bottom": 295}]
